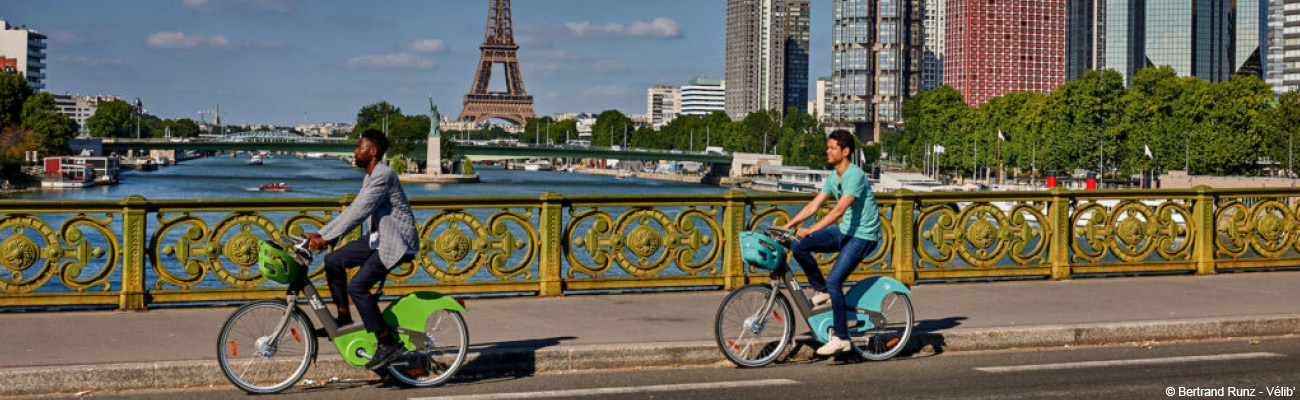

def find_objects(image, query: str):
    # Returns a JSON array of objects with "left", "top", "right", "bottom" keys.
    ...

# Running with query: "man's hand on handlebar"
[
  {"left": 795, "top": 228, "right": 814, "bottom": 239},
  {"left": 305, "top": 233, "right": 327, "bottom": 252}
]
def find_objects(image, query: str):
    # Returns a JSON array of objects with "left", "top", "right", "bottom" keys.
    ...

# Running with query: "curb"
[{"left": 2, "top": 314, "right": 1297, "bottom": 396}]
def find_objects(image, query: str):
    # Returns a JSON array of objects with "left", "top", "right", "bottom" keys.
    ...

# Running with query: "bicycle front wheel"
[
  {"left": 388, "top": 309, "right": 469, "bottom": 387},
  {"left": 714, "top": 284, "right": 794, "bottom": 367},
  {"left": 850, "top": 292, "right": 914, "bottom": 361},
  {"left": 216, "top": 300, "right": 317, "bottom": 394}
]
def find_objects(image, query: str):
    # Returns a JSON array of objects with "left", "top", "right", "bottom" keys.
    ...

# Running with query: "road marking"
[
  {"left": 975, "top": 352, "right": 1285, "bottom": 373},
  {"left": 408, "top": 378, "right": 799, "bottom": 400}
]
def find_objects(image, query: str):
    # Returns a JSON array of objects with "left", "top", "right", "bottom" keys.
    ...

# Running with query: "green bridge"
[
  {"left": 97, "top": 138, "right": 734, "bottom": 163},
  {"left": 0, "top": 188, "right": 1296, "bottom": 310}
]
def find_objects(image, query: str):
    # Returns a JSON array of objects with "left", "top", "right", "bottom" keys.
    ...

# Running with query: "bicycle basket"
[
  {"left": 258, "top": 240, "right": 304, "bottom": 284},
  {"left": 739, "top": 231, "right": 784, "bottom": 270}
]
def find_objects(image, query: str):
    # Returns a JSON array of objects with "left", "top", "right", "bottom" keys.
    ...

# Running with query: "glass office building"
[{"left": 1145, "top": 0, "right": 1265, "bottom": 83}]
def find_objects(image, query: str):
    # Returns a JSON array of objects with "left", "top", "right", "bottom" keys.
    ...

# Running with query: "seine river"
[
  {"left": 17, "top": 154, "right": 737, "bottom": 201},
  {"left": 8, "top": 155, "right": 755, "bottom": 300}
]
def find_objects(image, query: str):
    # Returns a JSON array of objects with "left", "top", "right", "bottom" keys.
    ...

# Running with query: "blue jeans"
[{"left": 790, "top": 226, "right": 878, "bottom": 340}]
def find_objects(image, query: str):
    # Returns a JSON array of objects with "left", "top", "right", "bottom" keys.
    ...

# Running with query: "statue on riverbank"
[{"left": 429, "top": 97, "right": 441, "bottom": 137}]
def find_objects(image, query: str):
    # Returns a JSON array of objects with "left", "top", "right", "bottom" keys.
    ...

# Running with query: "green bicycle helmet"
[
  {"left": 739, "top": 231, "right": 784, "bottom": 270},
  {"left": 258, "top": 240, "right": 306, "bottom": 284}
]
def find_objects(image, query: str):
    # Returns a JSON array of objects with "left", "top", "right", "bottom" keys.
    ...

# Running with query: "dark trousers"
[{"left": 323, "top": 239, "right": 410, "bottom": 337}]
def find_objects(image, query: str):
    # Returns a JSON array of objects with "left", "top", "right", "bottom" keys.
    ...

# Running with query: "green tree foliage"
[
  {"left": 86, "top": 100, "right": 137, "bottom": 138},
  {"left": 352, "top": 101, "right": 401, "bottom": 139},
  {"left": 0, "top": 71, "right": 33, "bottom": 129},
  {"left": 349, "top": 101, "right": 427, "bottom": 159},
  {"left": 20, "top": 92, "right": 77, "bottom": 155},
  {"left": 1266, "top": 90, "right": 1300, "bottom": 174},
  {"left": 0, "top": 126, "right": 36, "bottom": 173},
  {"left": 898, "top": 67, "right": 1285, "bottom": 177},
  {"left": 591, "top": 110, "right": 632, "bottom": 148}
]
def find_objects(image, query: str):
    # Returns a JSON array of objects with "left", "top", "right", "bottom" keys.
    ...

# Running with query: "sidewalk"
[{"left": 2, "top": 271, "right": 1298, "bottom": 395}]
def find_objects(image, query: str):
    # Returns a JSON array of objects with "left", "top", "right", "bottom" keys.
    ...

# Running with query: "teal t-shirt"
[{"left": 821, "top": 165, "right": 881, "bottom": 241}]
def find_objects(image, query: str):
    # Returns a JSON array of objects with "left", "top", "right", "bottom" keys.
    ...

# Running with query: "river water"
[
  {"left": 17, "top": 154, "right": 736, "bottom": 200},
  {"left": 7, "top": 155, "right": 756, "bottom": 298}
]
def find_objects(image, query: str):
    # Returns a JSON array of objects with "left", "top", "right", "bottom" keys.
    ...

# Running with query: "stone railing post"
[
  {"left": 890, "top": 191, "right": 916, "bottom": 285},
  {"left": 119, "top": 195, "right": 149, "bottom": 310},
  {"left": 1048, "top": 188, "right": 1072, "bottom": 280},
  {"left": 721, "top": 190, "right": 747, "bottom": 290},
  {"left": 538, "top": 192, "right": 564, "bottom": 296},
  {"left": 1192, "top": 186, "right": 1216, "bottom": 275}
]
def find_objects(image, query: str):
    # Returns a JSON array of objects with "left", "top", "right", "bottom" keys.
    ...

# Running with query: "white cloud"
[
  {"left": 581, "top": 85, "right": 631, "bottom": 97},
  {"left": 564, "top": 18, "right": 681, "bottom": 39},
  {"left": 407, "top": 39, "right": 446, "bottom": 54},
  {"left": 146, "top": 31, "right": 281, "bottom": 52},
  {"left": 182, "top": 0, "right": 296, "bottom": 15},
  {"left": 522, "top": 49, "right": 627, "bottom": 77},
  {"left": 345, "top": 53, "right": 435, "bottom": 69}
]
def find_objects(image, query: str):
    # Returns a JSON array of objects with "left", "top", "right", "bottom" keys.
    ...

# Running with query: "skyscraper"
[
  {"left": 0, "top": 19, "right": 47, "bottom": 91},
  {"left": 1066, "top": 0, "right": 1105, "bottom": 81},
  {"left": 830, "top": 0, "right": 923, "bottom": 141},
  {"left": 783, "top": 1, "right": 811, "bottom": 113},
  {"left": 1145, "top": 0, "right": 1265, "bottom": 83},
  {"left": 1267, "top": 0, "right": 1300, "bottom": 94},
  {"left": 945, "top": 0, "right": 1067, "bottom": 106},
  {"left": 727, "top": 0, "right": 809, "bottom": 119},
  {"left": 1105, "top": 0, "right": 1146, "bottom": 85},
  {"left": 921, "top": 0, "right": 947, "bottom": 91}
]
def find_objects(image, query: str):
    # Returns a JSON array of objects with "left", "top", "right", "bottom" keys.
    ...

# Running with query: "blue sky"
[{"left": 3, "top": 0, "right": 831, "bottom": 126}]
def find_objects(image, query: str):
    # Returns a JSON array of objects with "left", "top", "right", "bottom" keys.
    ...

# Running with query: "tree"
[
  {"left": 86, "top": 100, "right": 136, "bottom": 138},
  {"left": 591, "top": 110, "right": 632, "bottom": 148},
  {"left": 1266, "top": 90, "right": 1300, "bottom": 176},
  {"left": 352, "top": 101, "right": 401, "bottom": 139},
  {"left": 0, "top": 126, "right": 37, "bottom": 173},
  {"left": 0, "top": 71, "right": 33, "bottom": 129},
  {"left": 20, "top": 92, "right": 77, "bottom": 155}
]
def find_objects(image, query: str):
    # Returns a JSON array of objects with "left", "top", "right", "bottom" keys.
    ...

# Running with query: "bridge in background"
[{"left": 94, "top": 137, "right": 733, "bottom": 163}]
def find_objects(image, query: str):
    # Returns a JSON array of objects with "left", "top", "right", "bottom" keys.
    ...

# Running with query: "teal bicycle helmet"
[
  {"left": 258, "top": 240, "right": 308, "bottom": 284},
  {"left": 739, "top": 231, "right": 785, "bottom": 270}
]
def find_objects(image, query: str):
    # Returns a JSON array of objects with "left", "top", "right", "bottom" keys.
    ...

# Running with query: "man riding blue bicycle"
[
  {"left": 305, "top": 128, "right": 419, "bottom": 370},
  {"left": 779, "top": 129, "right": 882, "bottom": 356}
]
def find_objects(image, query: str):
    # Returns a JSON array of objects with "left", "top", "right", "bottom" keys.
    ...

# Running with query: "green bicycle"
[{"left": 216, "top": 233, "right": 469, "bottom": 394}]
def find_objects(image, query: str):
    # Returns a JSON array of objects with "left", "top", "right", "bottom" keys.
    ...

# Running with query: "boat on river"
[{"left": 259, "top": 182, "right": 290, "bottom": 192}]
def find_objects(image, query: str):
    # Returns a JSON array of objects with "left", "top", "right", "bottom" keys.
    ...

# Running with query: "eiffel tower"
[{"left": 458, "top": 0, "right": 536, "bottom": 127}]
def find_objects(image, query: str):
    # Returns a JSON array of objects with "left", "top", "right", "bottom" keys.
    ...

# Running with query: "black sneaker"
[{"left": 366, "top": 342, "right": 407, "bottom": 370}]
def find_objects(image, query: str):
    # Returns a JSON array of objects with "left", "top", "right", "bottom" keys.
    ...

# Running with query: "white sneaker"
[
  {"left": 811, "top": 291, "right": 830, "bottom": 306},
  {"left": 816, "top": 336, "right": 851, "bottom": 356}
]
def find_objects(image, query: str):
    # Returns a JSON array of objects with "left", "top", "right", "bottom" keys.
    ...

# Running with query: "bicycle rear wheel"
[
  {"left": 850, "top": 292, "right": 913, "bottom": 361},
  {"left": 216, "top": 300, "right": 317, "bottom": 394},
  {"left": 714, "top": 284, "right": 794, "bottom": 367},
  {"left": 387, "top": 309, "right": 469, "bottom": 387}
]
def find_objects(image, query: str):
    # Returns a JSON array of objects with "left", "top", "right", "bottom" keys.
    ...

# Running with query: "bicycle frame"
[{"left": 760, "top": 263, "right": 896, "bottom": 343}]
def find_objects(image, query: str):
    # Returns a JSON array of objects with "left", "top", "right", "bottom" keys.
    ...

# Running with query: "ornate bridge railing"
[{"left": 1, "top": 187, "right": 1296, "bottom": 310}]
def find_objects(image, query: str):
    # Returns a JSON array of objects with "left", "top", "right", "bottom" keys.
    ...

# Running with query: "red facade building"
[{"left": 944, "top": 0, "right": 1066, "bottom": 106}]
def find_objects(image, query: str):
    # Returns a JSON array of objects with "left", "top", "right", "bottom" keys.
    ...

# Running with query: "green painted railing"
[{"left": 0, "top": 187, "right": 1296, "bottom": 310}]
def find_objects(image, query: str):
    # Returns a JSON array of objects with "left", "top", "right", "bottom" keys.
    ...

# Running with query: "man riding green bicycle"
[{"left": 305, "top": 128, "right": 419, "bottom": 370}]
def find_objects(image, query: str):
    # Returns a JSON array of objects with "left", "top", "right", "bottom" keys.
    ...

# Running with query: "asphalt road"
[{"left": 30, "top": 337, "right": 1300, "bottom": 400}]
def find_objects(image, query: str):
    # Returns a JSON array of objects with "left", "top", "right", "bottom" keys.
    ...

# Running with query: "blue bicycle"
[{"left": 715, "top": 226, "right": 914, "bottom": 367}]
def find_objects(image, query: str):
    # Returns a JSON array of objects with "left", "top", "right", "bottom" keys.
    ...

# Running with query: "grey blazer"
[{"left": 318, "top": 162, "right": 419, "bottom": 269}]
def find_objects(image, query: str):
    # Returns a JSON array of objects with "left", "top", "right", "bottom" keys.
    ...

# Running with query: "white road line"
[
  {"left": 975, "top": 352, "right": 1285, "bottom": 373},
  {"left": 408, "top": 378, "right": 800, "bottom": 400}
]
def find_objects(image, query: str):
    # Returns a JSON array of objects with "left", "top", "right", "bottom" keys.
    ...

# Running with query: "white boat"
[
  {"left": 616, "top": 170, "right": 634, "bottom": 179},
  {"left": 41, "top": 164, "right": 95, "bottom": 188},
  {"left": 523, "top": 160, "right": 553, "bottom": 171},
  {"left": 248, "top": 155, "right": 264, "bottom": 165}
]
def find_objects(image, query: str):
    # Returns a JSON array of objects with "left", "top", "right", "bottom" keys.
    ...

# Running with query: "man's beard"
[{"left": 353, "top": 156, "right": 364, "bottom": 168}]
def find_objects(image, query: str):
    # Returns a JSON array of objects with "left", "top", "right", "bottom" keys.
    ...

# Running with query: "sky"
[{"left": 3, "top": 0, "right": 832, "bottom": 126}]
